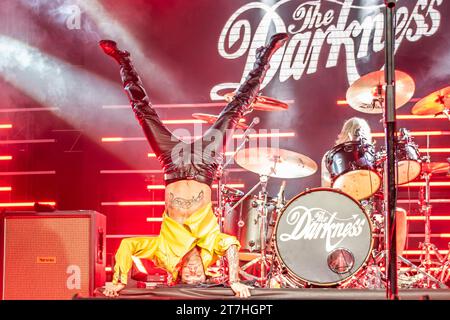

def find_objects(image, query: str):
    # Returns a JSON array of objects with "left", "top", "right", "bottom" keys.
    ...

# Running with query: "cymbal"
[
  {"left": 422, "top": 162, "right": 450, "bottom": 175},
  {"left": 346, "top": 70, "right": 415, "bottom": 114},
  {"left": 411, "top": 86, "right": 450, "bottom": 115},
  {"left": 234, "top": 147, "right": 317, "bottom": 179},
  {"left": 192, "top": 113, "right": 248, "bottom": 129},
  {"left": 223, "top": 92, "right": 288, "bottom": 111}
]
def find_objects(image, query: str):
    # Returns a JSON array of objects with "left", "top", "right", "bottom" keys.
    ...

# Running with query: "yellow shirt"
[{"left": 113, "top": 203, "right": 240, "bottom": 285}]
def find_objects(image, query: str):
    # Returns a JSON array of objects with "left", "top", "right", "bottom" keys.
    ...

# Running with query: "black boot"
[
  {"left": 99, "top": 40, "right": 130, "bottom": 64},
  {"left": 233, "top": 32, "right": 289, "bottom": 116},
  {"left": 99, "top": 40, "right": 180, "bottom": 158},
  {"left": 208, "top": 32, "right": 289, "bottom": 133},
  {"left": 254, "top": 32, "right": 290, "bottom": 66},
  {"left": 201, "top": 33, "right": 288, "bottom": 166},
  {"left": 99, "top": 40, "right": 147, "bottom": 102}
]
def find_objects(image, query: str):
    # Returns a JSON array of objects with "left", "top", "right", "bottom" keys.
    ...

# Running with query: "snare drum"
[
  {"left": 273, "top": 188, "right": 373, "bottom": 286},
  {"left": 224, "top": 195, "right": 276, "bottom": 252},
  {"left": 326, "top": 141, "right": 381, "bottom": 200}
]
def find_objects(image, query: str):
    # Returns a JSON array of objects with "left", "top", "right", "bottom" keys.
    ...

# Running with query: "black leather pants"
[{"left": 107, "top": 34, "right": 286, "bottom": 185}]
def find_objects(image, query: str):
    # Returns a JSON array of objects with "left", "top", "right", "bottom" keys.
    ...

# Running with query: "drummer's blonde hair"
[{"left": 335, "top": 117, "right": 372, "bottom": 145}]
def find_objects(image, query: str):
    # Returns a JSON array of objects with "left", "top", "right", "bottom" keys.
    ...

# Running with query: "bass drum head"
[{"left": 274, "top": 188, "right": 373, "bottom": 286}]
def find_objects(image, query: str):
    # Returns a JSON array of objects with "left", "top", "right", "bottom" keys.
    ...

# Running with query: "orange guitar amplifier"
[{"left": 1, "top": 210, "right": 106, "bottom": 300}]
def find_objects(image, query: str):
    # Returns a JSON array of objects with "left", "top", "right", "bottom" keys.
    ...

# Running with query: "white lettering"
[
  {"left": 211, "top": 0, "right": 442, "bottom": 99},
  {"left": 66, "top": 265, "right": 81, "bottom": 290},
  {"left": 279, "top": 206, "right": 366, "bottom": 252}
]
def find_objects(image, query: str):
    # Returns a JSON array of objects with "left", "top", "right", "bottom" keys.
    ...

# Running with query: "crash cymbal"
[
  {"left": 411, "top": 86, "right": 450, "bottom": 116},
  {"left": 223, "top": 92, "right": 288, "bottom": 111},
  {"left": 234, "top": 147, "right": 317, "bottom": 179},
  {"left": 346, "top": 70, "right": 415, "bottom": 114},
  {"left": 192, "top": 113, "right": 248, "bottom": 129},
  {"left": 422, "top": 162, "right": 450, "bottom": 175}
]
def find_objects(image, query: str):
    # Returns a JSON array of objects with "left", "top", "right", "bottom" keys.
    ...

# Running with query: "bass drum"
[{"left": 274, "top": 188, "right": 373, "bottom": 287}]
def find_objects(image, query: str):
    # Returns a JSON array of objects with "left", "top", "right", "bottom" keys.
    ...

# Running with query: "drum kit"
[{"left": 197, "top": 72, "right": 450, "bottom": 289}]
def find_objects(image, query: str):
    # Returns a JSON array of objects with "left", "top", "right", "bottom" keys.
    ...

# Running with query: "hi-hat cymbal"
[
  {"left": 422, "top": 162, "right": 450, "bottom": 175},
  {"left": 411, "top": 86, "right": 450, "bottom": 116},
  {"left": 223, "top": 92, "right": 288, "bottom": 111},
  {"left": 192, "top": 113, "right": 248, "bottom": 129},
  {"left": 346, "top": 70, "right": 415, "bottom": 114},
  {"left": 234, "top": 147, "right": 317, "bottom": 179}
]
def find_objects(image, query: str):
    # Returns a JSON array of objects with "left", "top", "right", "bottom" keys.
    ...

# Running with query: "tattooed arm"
[{"left": 227, "top": 244, "right": 252, "bottom": 298}]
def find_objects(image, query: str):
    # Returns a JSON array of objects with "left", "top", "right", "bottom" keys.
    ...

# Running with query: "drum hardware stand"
[
  {"left": 414, "top": 157, "right": 449, "bottom": 288},
  {"left": 227, "top": 158, "right": 280, "bottom": 287},
  {"left": 436, "top": 244, "right": 450, "bottom": 284},
  {"left": 398, "top": 255, "right": 447, "bottom": 289},
  {"left": 233, "top": 174, "right": 273, "bottom": 287},
  {"left": 213, "top": 117, "right": 260, "bottom": 283}
]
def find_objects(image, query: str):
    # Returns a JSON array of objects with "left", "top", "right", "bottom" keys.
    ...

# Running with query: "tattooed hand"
[
  {"left": 169, "top": 191, "right": 204, "bottom": 210},
  {"left": 227, "top": 245, "right": 252, "bottom": 297},
  {"left": 230, "top": 282, "right": 253, "bottom": 298}
]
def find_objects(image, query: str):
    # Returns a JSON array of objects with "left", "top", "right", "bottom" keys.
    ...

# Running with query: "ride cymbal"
[
  {"left": 234, "top": 147, "right": 317, "bottom": 178},
  {"left": 346, "top": 70, "right": 415, "bottom": 114}
]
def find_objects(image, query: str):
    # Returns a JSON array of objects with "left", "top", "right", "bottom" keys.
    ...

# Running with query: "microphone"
[
  {"left": 354, "top": 128, "right": 365, "bottom": 142},
  {"left": 399, "top": 128, "right": 411, "bottom": 141},
  {"left": 242, "top": 117, "right": 260, "bottom": 142},
  {"left": 251, "top": 116, "right": 260, "bottom": 126}
]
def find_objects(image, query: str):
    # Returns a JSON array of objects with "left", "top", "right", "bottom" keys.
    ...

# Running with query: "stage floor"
[{"left": 88, "top": 287, "right": 450, "bottom": 300}]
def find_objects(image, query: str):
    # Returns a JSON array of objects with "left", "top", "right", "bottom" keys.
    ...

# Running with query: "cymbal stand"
[
  {"left": 226, "top": 174, "right": 273, "bottom": 287},
  {"left": 216, "top": 117, "right": 260, "bottom": 221},
  {"left": 397, "top": 255, "right": 447, "bottom": 288},
  {"left": 227, "top": 159, "right": 279, "bottom": 287},
  {"left": 415, "top": 158, "right": 449, "bottom": 288}
]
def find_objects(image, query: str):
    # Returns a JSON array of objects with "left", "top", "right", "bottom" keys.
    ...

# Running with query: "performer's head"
[
  {"left": 335, "top": 117, "right": 372, "bottom": 145},
  {"left": 180, "top": 247, "right": 206, "bottom": 285}
]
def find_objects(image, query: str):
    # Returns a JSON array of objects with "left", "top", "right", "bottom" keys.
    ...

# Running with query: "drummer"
[{"left": 321, "top": 117, "right": 407, "bottom": 257}]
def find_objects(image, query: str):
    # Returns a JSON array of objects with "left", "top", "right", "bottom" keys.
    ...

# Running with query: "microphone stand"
[
  {"left": 214, "top": 117, "right": 260, "bottom": 282},
  {"left": 383, "top": 0, "right": 398, "bottom": 300},
  {"left": 217, "top": 117, "right": 261, "bottom": 215}
]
